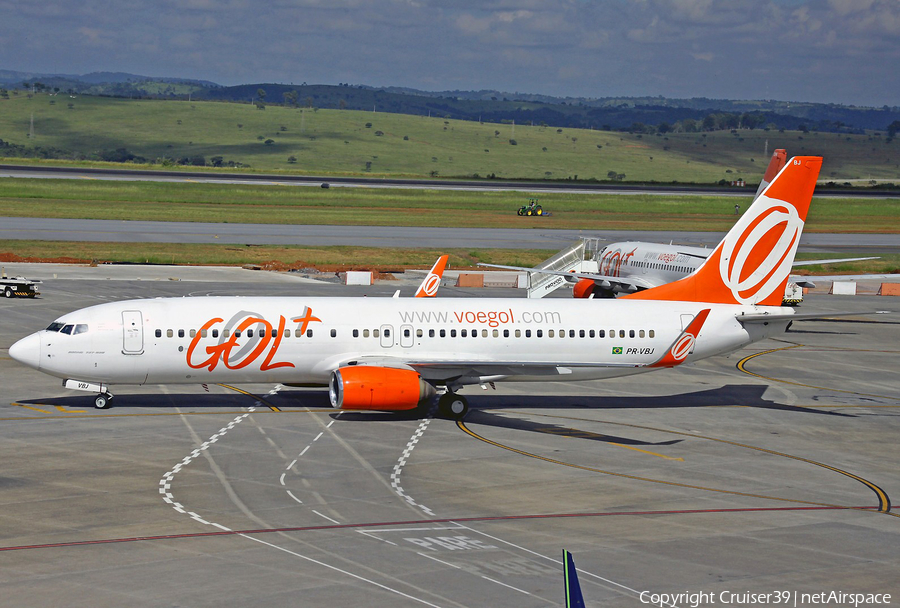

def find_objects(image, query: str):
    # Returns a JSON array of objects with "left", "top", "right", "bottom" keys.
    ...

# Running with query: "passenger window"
[
  {"left": 330, "top": 329, "right": 336, "bottom": 338},
  {"left": 571, "top": 330, "right": 577, "bottom": 338},
  {"left": 440, "top": 329, "right": 446, "bottom": 337},
  {"left": 223, "top": 329, "right": 231, "bottom": 338},
  {"left": 155, "top": 329, "right": 162, "bottom": 338},
  {"left": 363, "top": 329, "right": 370, "bottom": 338},
  {"left": 501, "top": 329, "right": 507, "bottom": 337},
  {"left": 649, "top": 330, "right": 655, "bottom": 338},
  {"left": 482, "top": 329, "right": 488, "bottom": 338},
  {"left": 212, "top": 329, "right": 219, "bottom": 338},
  {"left": 639, "top": 330, "right": 645, "bottom": 338},
  {"left": 190, "top": 329, "right": 196, "bottom": 338},
  {"left": 428, "top": 329, "right": 434, "bottom": 338},
  {"left": 353, "top": 329, "right": 359, "bottom": 338},
  {"left": 536, "top": 330, "right": 542, "bottom": 338},
  {"left": 384, "top": 329, "right": 390, "bottom": 337},
  {"left": 589, "top": 330, "right": 594, "bottom": 338},
  {"left": 515, "top": 329, "right": 520, "bottom": 338},
  {"left": 417, "top": 329, "right": 423, "bottom": 338},
  {"left": 404, "top": 328, "right": 410, "bottom": 337},
  {"left": 247, "top": 329, "right": 254, "bottom": 338},
  {"left": 373, "top": 329, "right": 379, "bottom": 338},
  {"left": 461, "top": 329, "right": 467, "bottom": 337},
  {"left": 284, "top": 329, "right": 290, "bottom": 338},
  {"left": 548, "top": 330, "right": 554, "bottom": 338},
  {"left": 450, "top": 329, "right": 457, "bottom": 338},
  {"left": 166, "top": 329, "right": 173, "bottom": 338},
  {"left": 609, "top": 329, "right": 615, "bottom": 338},
  {"left": 234, "top": 330, "right": 241, "bottom": 338},
  {"left": 178, "top": 329, "right": 185, "bottom": 338},
  {"left": 307, "top": 329, "right": 313, "bottom": 338},
  {"left": 525, "top": 329, "right": 531, "bottom": 338},
  {"left": 629, "top": 330, "right": 635, "bottom": 338},
  {"left": 579, "top": 330, "right": 585, "bottom": 338},
  {"left": 74, "top": 324, "right": 89, "bottom": 335},
  {"left": 271, "top": 329, "right": 278, "bottom": 338},
  {"left": 619, "top": 330, "right": 625, "bottom": 338},
  {"left": 295, "top": 329, "right": 302, "bottom": 337},
  {"left": 598, "top": 330, "right": 605, "bottom": 338}
]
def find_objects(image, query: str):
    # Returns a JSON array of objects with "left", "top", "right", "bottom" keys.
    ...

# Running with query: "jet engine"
[
  {"left": 329, "top": 366, "right": 436, "bottom": 411},
  {"left": 573, "top": 278, "right": 597, "bottom": 299}
]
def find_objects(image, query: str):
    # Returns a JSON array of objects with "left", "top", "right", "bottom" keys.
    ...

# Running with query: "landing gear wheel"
[
  {"left": 94, "top": 393, "right": 112, "bottom": 409},
  {"left": 439, "top": 393, "right": 469, "bottom": 419}
]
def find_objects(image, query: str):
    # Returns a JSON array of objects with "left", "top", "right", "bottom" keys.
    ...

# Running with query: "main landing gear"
[
  {"left": 438, "top": 392, "right": 469, "bottom": 419},
  {"left": 94, "top": 392, "right": 113, "bottom": 409}
]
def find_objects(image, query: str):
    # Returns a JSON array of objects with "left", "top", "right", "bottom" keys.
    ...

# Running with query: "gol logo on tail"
[{"left": 719, "top": 196, "right": 803, "bottom": 305}]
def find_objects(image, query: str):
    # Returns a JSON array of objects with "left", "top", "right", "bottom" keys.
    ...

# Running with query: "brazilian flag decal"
[{"left": 612, "top": 346, "right": 623, "bottom": 355}]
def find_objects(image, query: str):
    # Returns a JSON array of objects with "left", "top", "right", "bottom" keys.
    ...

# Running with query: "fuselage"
[
  {"left": 596, "top": 241, "right": 710, "bottom": 287},
  {"left": 12, "top": 295, "right": 788, "bottom": 388}
]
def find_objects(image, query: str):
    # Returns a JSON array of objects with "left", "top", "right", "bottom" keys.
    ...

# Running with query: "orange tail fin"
[
  {"left": 415, "top": 255, "right": 449, "bottom": 297},
  {"left": 625, "top": 156, "right": 822, "bottom": 305}
]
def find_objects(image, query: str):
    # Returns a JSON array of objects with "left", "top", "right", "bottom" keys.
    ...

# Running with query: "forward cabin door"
[{"left": 122, "top": 310, "right": 144, "bottom": 354}]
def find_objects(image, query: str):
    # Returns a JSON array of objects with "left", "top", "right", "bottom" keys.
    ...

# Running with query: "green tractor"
[{"left": 517, "top": 198, "right": 545, "bottom": 217}]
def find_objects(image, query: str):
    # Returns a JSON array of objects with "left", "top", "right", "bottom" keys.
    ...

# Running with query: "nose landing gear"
[{"left": 94, "top": 392, "right": 113, "bottom": 409}]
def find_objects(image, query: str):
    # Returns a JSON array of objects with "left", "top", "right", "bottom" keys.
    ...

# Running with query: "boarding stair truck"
[
  {"left": 525, "top": 239, "right": 600, "bottom": 299},
  {"left": 1, "top": 272, "right": 41, "bottom": 298}
]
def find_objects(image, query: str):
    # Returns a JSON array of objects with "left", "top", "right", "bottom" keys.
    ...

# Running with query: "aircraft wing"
[
  {"left": 792, "top": 256, "right": 879, "bottom": 267},
  {"left": 736, "top": 310, "right": 889, "bottom": 324},
  {"left": 476, "top": 263, "right": 659, "bottom": 291}
]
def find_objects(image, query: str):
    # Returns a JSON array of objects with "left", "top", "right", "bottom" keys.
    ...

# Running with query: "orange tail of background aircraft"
[
  {"left": 626, "top": 156, "right": 822, "bottom": 305},
  {"left": 415, "top": 255, "right": 449, "bottom": 297}
]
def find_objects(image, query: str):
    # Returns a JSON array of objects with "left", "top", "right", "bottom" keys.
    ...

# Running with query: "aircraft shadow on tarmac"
[{"left": 21, "top": 384, "right": 854, "bottom": 420}]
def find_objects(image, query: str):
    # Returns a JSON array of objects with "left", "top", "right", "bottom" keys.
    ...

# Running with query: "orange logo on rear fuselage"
[{"left": 187, "top": 308, "right": 321, "bottom": 372}]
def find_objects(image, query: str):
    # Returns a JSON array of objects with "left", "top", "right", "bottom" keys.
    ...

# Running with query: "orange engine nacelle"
[
  {"left": 329, "top": 366, "right": 436, "bottom": 411},
  {"left": 573, "top": 278, "right": 596, "bottom": 299}
]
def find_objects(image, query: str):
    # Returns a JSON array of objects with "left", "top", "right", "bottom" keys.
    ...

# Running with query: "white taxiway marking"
[
  {"left": 452, "top": 523, "right": 679, "bottom": 608},
  {"left": 390, "top": 413, "right": 436, "bottom": 516}
]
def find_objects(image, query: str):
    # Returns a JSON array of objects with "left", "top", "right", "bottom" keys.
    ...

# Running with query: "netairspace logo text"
[{"left": 639, "top": 590, "right": 892, "bottom": 608}]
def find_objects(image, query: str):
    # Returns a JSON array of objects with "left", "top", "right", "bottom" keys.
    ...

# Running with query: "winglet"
[
  {"left": 625, "top": 156, "right": 822, "bottom": 306},
  {"left": 649, "top": 309, "right": 710, "bottom": 368},
  {"left": 415, "top": 255, "right": 449, "bottom": 297},
  {"left": 563, "top": 550, "right": 586, "bottom": 608}
]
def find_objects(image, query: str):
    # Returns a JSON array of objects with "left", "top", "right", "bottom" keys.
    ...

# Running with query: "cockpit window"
[
  {"left": 60, "top": 324, "right": 74, "bottom": 335},
  {"left": 47, "top": 322, "right": 65, "bottom": 332},
  {"left": 73, "top": 324, "right": 89, "bottom": 335}
]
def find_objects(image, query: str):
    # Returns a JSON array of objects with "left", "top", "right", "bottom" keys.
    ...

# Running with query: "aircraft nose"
[{"left": 9, "top": 333, "right": 41, "bottom": 370}]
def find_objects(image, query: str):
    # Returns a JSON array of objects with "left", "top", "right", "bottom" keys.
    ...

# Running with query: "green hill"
[{"left": 1, "top": 93, "right": 898, "bottom": 183}]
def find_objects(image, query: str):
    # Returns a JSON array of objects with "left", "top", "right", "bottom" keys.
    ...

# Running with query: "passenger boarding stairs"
[{"left": 526, "top": 238, "right": 601, "bottom": 299}]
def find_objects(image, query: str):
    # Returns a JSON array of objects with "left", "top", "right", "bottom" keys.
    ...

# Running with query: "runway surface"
[
  {"left": 1, "top": 264, "right": 899, "bottom": 607},
  {"left": 3, "top": 216, "right": 900, "bottom": 254},
  {"left": 2, "top": 164, "right": 898, "bottom": 198}
]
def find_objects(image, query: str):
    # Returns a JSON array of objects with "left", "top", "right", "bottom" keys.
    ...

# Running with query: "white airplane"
[
  {"left": 481, "top": 149, "right": 875, "bottom": 301},
  {"left": 9, "top": 156, "right": 831, "bottom": 418}
]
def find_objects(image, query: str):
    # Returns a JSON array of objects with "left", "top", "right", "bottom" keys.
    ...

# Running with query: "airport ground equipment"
[{"left": 1, "top": 275, "right": 41, "bottom": 298}]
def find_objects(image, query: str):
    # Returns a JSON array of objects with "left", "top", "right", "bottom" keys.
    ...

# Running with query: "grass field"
[
  {"left": 1, "top": 240, "right": 897, "bottom": 275},
  {"left": 1, "top": 178, "right": 898, "bottom": 233},
  {"left": 2, "top": 93, "right": 899, "bottom": 182}
]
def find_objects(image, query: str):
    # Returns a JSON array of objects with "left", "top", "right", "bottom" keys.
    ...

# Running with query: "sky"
[{"left": 1, "top": 0, "right": 898, "bottom": 107}]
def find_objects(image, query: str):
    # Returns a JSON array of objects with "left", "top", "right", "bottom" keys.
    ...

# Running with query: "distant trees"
[{"left": 887, "top": 120, "right": 900, "bottom": 138}]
